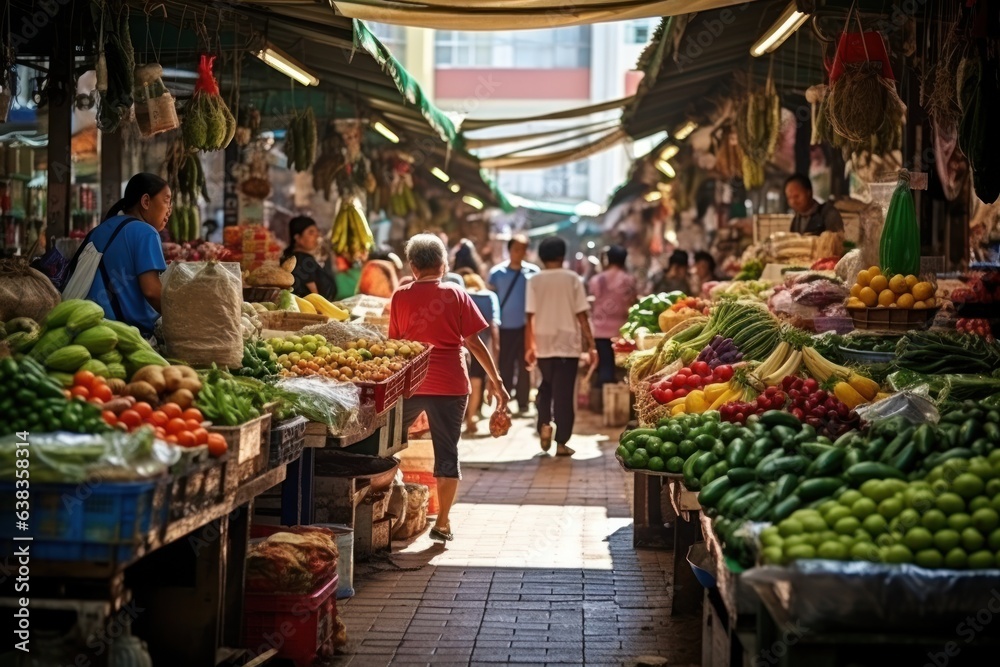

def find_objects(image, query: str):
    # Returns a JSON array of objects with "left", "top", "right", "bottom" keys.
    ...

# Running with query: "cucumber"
[
  {"left": 800, "top": 442, "right": 835, "bottom": 458},
  {"left": 746, "top": 436, "right": 777, "bottom": 467},
  {"left": 757, "top": 455, "right": 810, "bottom": 482},
  {"left": 727, "top": 467, "right": 757, "bottom": 485},
  {"left": 729, "top": 490, "right": 765, "bottom": 517},
  {"left": 693, "top": 452, "right": 719, "bottom": 478},
  {"left": 844, "top": 462, "right": 907, "bottom": 485},
  {"left": 621, "top": 428, "right": 659, "bottom": 447},
  {"left": 960, "top": 419, "right": 982, "bottom": 447},
  {"left": 793, "top": 424, "right": 818, "bottom": 446},
  {"left": 864, "top": 436, "right": 888, "bottom": 460},
  {"left": 890, "top": 442, "right": 919, "bottom": 472},
  {"left": 934, "top": 447, "right": 975, "bottom": 465},
  {"left": 774, "top": 473, "right": 799, "bottom": 501},
  {"left": 913, "top": 423, "right": 935, "bottom": 455},
  {"left": 983, "top": 422, "right": 1000, "bottom": 444},
  {"left": 746, "top": 496, "right": 774, "bottom": 521},
  {"left": 808, "top": 447, "right": 847, "bottom": 476},
  {"left": 698, "top": 476, "right": 733, "bottom": 508},
  {"left": 771, "top": 425, "right": 799, "bottom": 447},
  {"left": 718, "top": 482, "right": 757, "bottom": 514},
  {"left": 832, "top": 430, "right": 859, "bottom": 448},
  {"left": 759, "top": 410, "right": 802, "bottom": 429},
  {"left": 725, "top": 438, "right": 749, "bottom": 467},
  {"left": 770, "top": 494, "right": 802, "bottom": 521},
  {"left": 683, "top": 450, "right": 708, "bottom": 485},
  {"left": 795, "top": 477, "right": 843, "bottom": 501},
  {"left": 844, "top": 448, "right": 867, "bottom": 469},
  {"left": 880, "top": 428, "right": 914, "bottom": 463}
]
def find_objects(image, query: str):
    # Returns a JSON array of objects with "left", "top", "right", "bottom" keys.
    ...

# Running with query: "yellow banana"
[
  {"left": 305, "top": 293, "right": 350, "bottom": 321},
  {"left": 293, "top": 295, "right": 317, "bottom": 314}
]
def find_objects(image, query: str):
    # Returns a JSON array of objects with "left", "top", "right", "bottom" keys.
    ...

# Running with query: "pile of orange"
[{"left": 846, "top": 266, "right": 937, "bottom": 310}]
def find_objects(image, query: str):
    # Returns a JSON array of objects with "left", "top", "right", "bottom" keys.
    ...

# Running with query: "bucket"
[
  {"left": 313, "top": 524, "right": 354, "bottom": 599},
  {"left": 401, "top": 470, "right": 438, "bottom": 515}
]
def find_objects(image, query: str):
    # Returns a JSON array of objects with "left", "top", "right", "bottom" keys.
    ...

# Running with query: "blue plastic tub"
[{"left": 687, "top": 542, "right": 718, "bottom": 589}]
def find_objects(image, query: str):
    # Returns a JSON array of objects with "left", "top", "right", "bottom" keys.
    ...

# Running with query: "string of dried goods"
[
  {"left": 735, "top": 72, "right": 781, "bottom": 190},
  {"left": 96, "top": 7, "right": 135, "bottom": 133},
  {"left": 285, "top": 108, "right": 318, "bottom": 172}
]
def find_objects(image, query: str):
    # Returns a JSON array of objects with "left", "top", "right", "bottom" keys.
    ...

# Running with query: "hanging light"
[
  {"left": 256, "top": 44, "right": 320, "bottom": 86},
  {"left": 655, "top": 160, "right": 676, "bottom": 178},
  {"left": 644, "top": 190, "right": 663, "bottom": 202},
  {"left": 462, "top": 195, "right": 484, "bottom": 209},
  {"left": 751, "top": 2, "right": 809, "bottom": 57},
  {"left": 659, "top": 144, "right": 679, "bottom": 161},
  {"left": 449, "top": 183, "right": 461, "bottom": 193},
  {"left": 431, "top": 167, "right": 451, "bottom": 182},
  {"left": 673, "top": 121, "right": 698, "bottom": 141},
  {"left": 372, "top": 121, "right": 400, "bottom": 143}
]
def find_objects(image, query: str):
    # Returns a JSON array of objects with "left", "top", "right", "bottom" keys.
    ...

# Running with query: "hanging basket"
[{"left": 133, "top": 65, "right": 180, "bottom": 138}]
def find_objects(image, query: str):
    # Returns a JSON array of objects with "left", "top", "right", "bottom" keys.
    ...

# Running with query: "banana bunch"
[
  {"left": 332, "top": 200, "right": 375, "bottom": 260},
  {"left": 169, "top": 204, "right": 201, "bottom": 243},
  {"left": 389, "top": 184, "right": 417, "bottom": 217}
]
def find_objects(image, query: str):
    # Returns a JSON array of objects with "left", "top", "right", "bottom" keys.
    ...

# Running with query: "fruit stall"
[
  {"left": 606, "top": 159, "right": 1000, "bottom": 661},
  {"left": 0, "top": 268, "right": 432, "bottom": 666}
]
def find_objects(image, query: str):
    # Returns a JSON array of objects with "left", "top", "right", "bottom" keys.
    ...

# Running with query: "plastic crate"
[
  {"left": 243, "top": 574, "right": 339, "bottom": 667},
  {"left": 168, "top": 455, "right": 231, "bottom": 521},
  {"left": 0, "top": 479, "right": 166, "bottom": 564},
  {"left": 355, "top": 371, "right": 406, "bottom": 414},
  {"left": 269, "top": 416, "right": 308, "bottom": 468},
  {"left": 402, "top": 346, "right": 433, "bottom": 398}
]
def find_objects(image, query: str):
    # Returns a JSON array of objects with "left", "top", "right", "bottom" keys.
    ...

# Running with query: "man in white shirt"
[{"left": 525, "top": 236, "right": 597, "bottom": 457}]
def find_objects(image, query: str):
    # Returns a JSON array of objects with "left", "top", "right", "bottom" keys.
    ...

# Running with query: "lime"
[
  {"left": 986, "top": 478, "right": 1000, "bottom": 496},
  {"left": 825, "top": 506, "right": 852, "bottom": 525},
  {"left": 779, "top": 519, "right": 804, "bottom": 538},
  {"left": 904, "top": 527, "right": 934, "bottom": 551},
  {"left": 969, "top": 458, "right": 994, "bottom": 479},
  {"left": 948, "top": 513, "right": 973, "bottom": 531},
  {"left": 833, "top": 516, "right": 861, "bottom": 536},
  {"left": 944, "top": 548, "right": 968, "bottom": 569},
  {"left": 838, "top": 535, "right": 857, "bottom": 549},
  {"left": 876, "top": 532, "right": 897, "bottom": 548},
  {"left": 791, "top": 509, "right": 822, "bottom": 523},
  {"left": 898, "top": 508, "right": 921, "bottom": 530},
  {"left": 878, "top": 497, "right": 904, "bottom": 519},
  {"left": 989, "top": 449, "right": 1000, "bottom": 465},
  {"left": 819, "top": 530, "right": 838, "bottom": 543},
  {"left": 647, "top": 456, "right": 666, "bottom": 472},
  {"left": 953, "top": 473, "right": 985, "bottom": 499},
  {"left": 885, "top": 544, "right": 914, "bottom": 564},
  {"left": 665, "top": 456, "right": 685, "bottom": 473},
  {"left": 851, "top": 541, "right": 879, "bottom": 561},
  {"left": 817, "top": 541, "right": 848, "bottom": 560},
  {"left": 784, "top": 544, "right": 816, "bottom": 561},
  {"left": 863, "top": 514, "right": 889, "bottom": 536},
  {"left": 972, "top": 508, "right": 1000, "bottom": 533},
  {"left": 851, "top": 498, "right": 877, "bottom": 519},
  {"left": 915, "top": 549, "right": 944, "bottom": 569},
  {"left": 819, "top": 500, "right": 839, "bottom": 515},
  {"left": 907, "top": 489, "right": 936, "bottom": 513},
  {"left": 801, "top": 515, "right": 828, "bottom": 533},
  {"left": 968, "top": 550, "right": 995, "bottom": 570},
  {"left": 991, "top": 493, "right": 1000, "bottom": 514},
  {"left": 859, "top": 479, "right": 882, "bottom": 499},
  {"left": 969, "top": 496, "right": 993, "bottom": 513},
  {"left": 839, "top": 490, "right": 863, "bottom": 506},
  {"left": 645, "top": 441, "right": 661, "bottom": 458},
  {"left": 932, "top": 479, "right": 951, "bottom": 496},
  {"left": 867, "top": 481, "right": 897, "bottom": 503},
  {"left": 961, "top": 527, "right": 986, "bottom": 552},
  {"left": 783, "top": 535, "right": 808, "bottom": 548},
  {"left": 988, "top": 528, "right": 1000, "bottom": 552},
  {"left": 760, "top": 531, "right": 783, "bottom": 549},
  {"left": 933, "top": 529, "right": 961, "bottom": 552},
  {"left": 921, "top": 509, "right": 948, "bottom": 532},
  {"left": 660, "top": 442, "right": 679, "bottom": 459},
  {"left": 630, "top": 449, "right": 650, "bottom": 469},
  {"left": 761, "top": 546, "right": 784, "bottom": 565},
  {"left": 624, "top": 441, "right": 638, "bottom": 455},
  {"left": 936, "top": 492, "right": 966, "bottom": 515},
  {"left": 942, "top": 459, "right": 971, "bottom": 478},
  {"left": 678, "top": 439, "right": 697, "bottom": 458},
  {"left": 616, "top": 445, "right": 631, "bottom": 459}
]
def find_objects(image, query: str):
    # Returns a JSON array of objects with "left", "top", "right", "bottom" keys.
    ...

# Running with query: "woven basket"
[
  {"left": 135, "top": 90, "right": 180, "bottom": 138},
  {"left": 258, "top": 310, "right": 330, "bottom": 333}
]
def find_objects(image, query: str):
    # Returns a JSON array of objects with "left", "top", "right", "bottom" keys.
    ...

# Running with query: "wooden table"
[{"left": 664, "top": 478, "right": 703, "bottom": 616}]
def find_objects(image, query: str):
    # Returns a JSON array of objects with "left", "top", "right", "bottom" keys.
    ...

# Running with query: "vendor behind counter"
[
  {"left": 282, "top": 216, "right": 338, "bottom": 301},
  {"left": 785, "top": 173, "right": 844, "bottom": 236}
]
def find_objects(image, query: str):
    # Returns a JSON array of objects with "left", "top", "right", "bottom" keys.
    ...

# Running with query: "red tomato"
[
  {"left": 677, "top": 367, "right": 691, "bottom": 377},
  {"left": 675, "top": 387, "right": 689, "bottom": 398},
  {"left": 73, "top": 370, "right": 96, "bottom": 389},
  {"left": 662, "top": 388, "right": 675, "bottom": 403},
  {"left": 692, "top": 361, "right": 711, "bottom": 377},
  {"left": 167, "top": 418, "right": 189, "bottom": 436},
  {"left": 670, "top": 374, "right": 686, "bottom": 390},
  {"left": 102, "top": 410, "right": 118, "bottom": 426},
  {"left": 165, "top": 435, "right": 179, "bottom": 444},
  {"left": 118, "top": 410, "right": 143, "bottom": 431},
  {"left": 91, "top": 383, "right": 113, "bottom": 403},
  {"left": 192, "top": 428, "right": 209, "bottom": 446},
  {"left": 154, "top": 427, "right": 167, "bottom": 439},
  {"left": 184, "top": 419, "right": 201, "bottom": 431},
  {"left": 686, "top": 374, "right": 702, "bottom": 388},
  {"left": 148, "top": 411, "right": 169, "bottom": 427},
  {"left": 161, "top": 403, "right": 183, "bottom": 420},
  {"left": 207, "top": 433, "right": 228, "bottom": 457},
  {"left": 177, "top": 432, "right": 197, "bottom": 448},
  {"left": 652, "top": 389, "right": 668, "bottom": 404},
  {"left": 182, "top": 408, "right": 204, "bottom": 423},
  {"left": 133, "top": 402, "right": 153, "bottom": 420},
  {"left": 70, "top": 385, "right": 91, "bottom": 400}
]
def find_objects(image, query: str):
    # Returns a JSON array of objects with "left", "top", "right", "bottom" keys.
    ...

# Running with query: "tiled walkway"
[{"left": 330, "top": 411, "right": 702, "bottom": 666}]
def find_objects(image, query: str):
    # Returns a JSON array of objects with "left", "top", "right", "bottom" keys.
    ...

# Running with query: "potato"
[
  {"left": 162, "top": 366, "right": 184, "bottom": 392},
  {"left": 124, "top": 381, "right": 159, "bottom": 405},
  {"left": 165, "top": 388, "right": 195, "bottom": 409},
  {"left": 131, "top": 366, "right": 167, "bottom": 393}
]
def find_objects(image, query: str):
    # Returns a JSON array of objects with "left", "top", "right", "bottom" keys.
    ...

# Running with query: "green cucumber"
[
  {"left": 808, "top": 447, "right": 847, "bottom": 476},
  {"left": 771, "top": 425, "right": 799, "bottom": 447},
  {"left": 746, "top": 436, "right": 777, "bottom": 467},
  {"left": 746, "top": 496, "right": 774, "bottom": 521},
  {"left": 983, "top": 422, "right": 1000, "bottom": 444},
  {"left": 621, "top": 428, "right": 659, "bottom": 446},
  {"left": 759, "top": 410, "right": 801, "bottom": 429},
  {"left": 832, "top": 430, "right": 860, "bottom": 448},
  {"left": 693, "top": 452, "right": 719, "bottom": 477},
  {"left": 774, "top": 473, "right": 798, "bottom": 501},
  {"left": 757, "top": 455, "right": 810, "bottom": 482},
  {"left": 729, "top": 490, "right": 766, "bottom": 517},
  {"left": 770, "top": 494, "right": 802, "bottom": 521},
  {"left": 913, "top": 424, "right": 935, "bottom": 455},
  {"left": 959, "top": 419, "right": 982, "bottom": 448},
  {"left": 726, "top": 467, "right": 757, "bottom": 485},
  {"left": 726, "top": 438, "right": 750, "bottom": 467},
  {"left": 880, "top": 428, "right": 914, "bottom": 463},
  {"left": 718, "top": 482, "right": 756, "bottom": 514},
  {"left": 844, "top": 462, "right": 907, "bottom": 485},
  {"left": 800, "top": 442, "right": 835, "bottom": 458},
  {"left": 698, "top": 476, "right": 733, "bottom": 508},
  {"left": 890, "top": 442, "right": 919, "bottom": 472},
  {"left": 865, "top": 436, "right": 889, "bottom": 460},
  {"left": 795, "top": 477, "right": 843, "bottom": 501}
]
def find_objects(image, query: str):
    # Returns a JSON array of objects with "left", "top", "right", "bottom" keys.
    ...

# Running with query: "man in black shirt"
[{"left": 785, "top": 174, "right": 844, "bottom": 236}]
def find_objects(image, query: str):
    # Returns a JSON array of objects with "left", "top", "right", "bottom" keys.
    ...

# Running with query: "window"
[
  {"left": 368, "top": 22, "right": 408, "bottom": 66},
  {"left": 497, "top": 161, "right": 589, "bottom": 200},
  {"left": 626, "top": 19, "right": 656, "bottom": 45},
  {"left": 434, "top": 27, "right": 591, "bottom": 68}
]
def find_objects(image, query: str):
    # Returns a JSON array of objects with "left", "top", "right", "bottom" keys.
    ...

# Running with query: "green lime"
[
  {"left": 630, "top": 449, "right": 650, "bottom": 469},
  {"left": 817, "top": 541, "right": 848, "bottom": 560},
  {"left": 948, "top": 513, "right": 973, "bottom": 532},
  {"left": 876, "top": 532, "right": 897, "bottom": 548},
  {"left": 779, "top": 519, "right": 804, "bottom": 538},
  {"left": 989, "top": 449, "right": 1000, "bottom": 465},
  {"left": 647, "top": 456, "right": 666, "bottom": 472},
  {"left": 784, "top": 544, "right": 816, "bottom": 561},
  {"left": 884, "top": 544, "right": 914, "bottom": 564},
  {"left": 942, "top": 459, "right": 971, "bottom": 478},
  {"left": 936, "top": 492, "right": 966, "bottom": 515},
  {"left": 851, "top": 541, "right": 878, "bottom": 561},
  {"left": 953, "top": 473, "right": 985, "bottom": 499},
  {"left": 824, "top": 506, "right": 852, "bottom": 525},
  {"left": 986, "top": 479, "right": 1000, "bottom": 496},
  {"left": 863, "top": 514, "right": 889, "bottom": 536},
  {"left": 906, "top": 489, "right": 936, "bottom": 513},
  {"left": 932, "top": 479, "right": 951, "bottom": 496},
  {"left": 665, "top": 456, "right": 685, "bottom": 473},
  {"left": 915, "top": 549, "right": 944, "bottom": 569},
  {"left": 860, "top": 479, "right": 883, "bottom": 500},
  {"left": 834, "top": 516, "right": 861, "bottom": 536},
  {"left": 934, "top": 529, "right": 961, "bottom": 552},
  {"left": 616, "top": 445, "right": 631, "bottom": 459},
  {"left": 921, "top": 509, "right": 948, "bottom": 532},
  {"left": 904, "top": 527, "right": 934, "bottom": 551},
  {"left": 645, "top": 441, "right": 661, "bottom": 458},
  {"left": 968, "top": 550, "right": 995, "bottom": 570},
  {"left": 972, "top": 508, "right": 1000, "bottom": 533},
  {"left": 969, "top": 459, "right": 993, "bottom": 480},
  {"left": 624, "top": 441, "right": 638, "bottom": 455},
  {"left": 818, "top": 500, "right": 839, "bottom": 515},
  {"left": 944, "top": 547, "right": 968, "bottom": 569},
  {"left": 839, "top": 490, "right": 863, "bottom": 506},
  {"left": 660, "top": 442, "right": 678, "bottom": 459},
  {"left": 898, "top": 508, "right": 921, "bottom": 530},
  {"left": 678, "top": 439, "right": 697, "bottom": 458},
  {"left": 988, "top": 528, "right": 1000, "bottom": 552},
  {"left": 878, "top": 497, "right": 904, "bottom": 519},
  {"left": 783, "top": 535, "right": 808, "bottom": 548},
  {"left": 838, "top": 535, "right": 857, "bottom": 549},
  {"left": 801, "top": 515, "right": 828, "bottom": 533},
  {"left": 969, "top": 496, "right": 993, "bottom": 513},
  {"left": 991, "top": 493, "right": 1000, "bottom": 514},
  {"left": 852, "top": 498, "right": 877, "bottom": 519},
  {"left": 761, "top": 533, "right": 783, "bottom": 549},
  {"left": 790, "top": 509, "right": 822, "bottom": 523},
  {"left": 961, "top": 527, "right": 986, "bottom": 552},
  {"left": 761, "top": 546, "right": 784, "bottom": 565}
]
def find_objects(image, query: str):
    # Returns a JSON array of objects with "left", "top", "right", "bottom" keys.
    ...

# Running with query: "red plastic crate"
[
  {"left": 355, "top": 371, "right": 406, "bottom": 414},
  {"left": 401, "top": 470, "right": 439, "bottom": 515},
  {"left": 403, "top": 346, "right": 433, "bottom": 398},
  {"left": 243, "top": 573, "right": 339, "bottom": 667}
]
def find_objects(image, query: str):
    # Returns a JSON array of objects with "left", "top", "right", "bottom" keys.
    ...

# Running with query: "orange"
[
  {"left": 859, "top": 286, "right": 878, "bottom": 307},
  {"left": 878, "top": 289, "right": 896, "bottom": 307},
  {"left": 870, "top": 275, "right": 889, "bottom": 293}
]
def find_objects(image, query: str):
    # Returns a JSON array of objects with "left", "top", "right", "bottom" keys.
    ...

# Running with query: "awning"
[
  {"left": 334, "top": 0, "right": 751, "bottom": 31},
  {"left": 479, "top": 127, "right": 628, "bottom": 170},
  {"left": 461, "top": 96, "right": 633, "bottom": 131}
]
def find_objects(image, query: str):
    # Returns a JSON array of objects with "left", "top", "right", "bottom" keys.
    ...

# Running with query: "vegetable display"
[
  {"left": 846, "top": 265, "right": 935, "bottom": 310},
  {"left": 284, "top": 108, "right": 318, "bottom": 172},
  {"left": 195, "top": 368, "right": 261, "bottom": 426},
  {"left": 0, "top": 357, "right": 109, "bottom": 436},
  {"left": 620, "top": 291, "right": 686, "bottom": 340},
  {"left": 894, "top": 331, "right": 1000, "bottom": 375},
  {"left": 267, "top": 334, "right": 424, "bottom": 381}
]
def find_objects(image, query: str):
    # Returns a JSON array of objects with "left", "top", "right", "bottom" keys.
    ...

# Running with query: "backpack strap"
[{"left": 96, "top": 217, "right": 141, "bottom": 323}]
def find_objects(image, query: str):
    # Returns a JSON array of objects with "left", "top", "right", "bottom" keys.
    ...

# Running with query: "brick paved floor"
[{"left": 329, "top": 410, "right": 702, "bottom": 667}]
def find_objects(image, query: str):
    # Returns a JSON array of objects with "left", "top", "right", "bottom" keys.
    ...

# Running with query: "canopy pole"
[{"left": 47, "top": 13, "right": 73, "bottom": 238}]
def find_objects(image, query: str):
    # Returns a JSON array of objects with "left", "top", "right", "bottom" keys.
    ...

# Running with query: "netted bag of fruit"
[
  {"left": 489, "top": 408, "right": 511, "bottom": 437},
  {"left": 181, "top": 54, "right": 235, "bottom": 151},
  {"left": 634, "top": 378, "right": 671, "bottom": 427}
]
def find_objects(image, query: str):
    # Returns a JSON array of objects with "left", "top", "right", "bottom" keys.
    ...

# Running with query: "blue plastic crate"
[{"left": 0, "top": 479, "right": 167, "bottom": 564}]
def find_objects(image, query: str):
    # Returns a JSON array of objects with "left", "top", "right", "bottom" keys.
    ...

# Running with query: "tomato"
[
  {"left": 714, "top": 365, "right": 734, "bottom": 382},
  {"left": 677, "top": 367, "right": 691, "bottom": 377},
  {"left": 147, "top": 411, "right": 169, "bottom": 427},
  {"left": 692, "top": 361, "right": 711, "bottom": 377},
  {"left": 118, "top": 410, "right": 143, "bottom": 431},
  {"left": 184, "top": 419, "right": 201, "bottom": 431},
  {"left": 70, "top": 385, "right": 91, "bottom": 400},
  {"left": 192, "top": 428, "right": 209, "bottom": 446},
  {"left": 161, "top": 403, "right": 183, "bottom": 420},
  {"left": 73, "top": 370, "right": 96, "bottom": 389},
  {"left": 133, "top": 402, "right": 153, "bottom": 420},
  {"left": 686, "top": 374, "right": 702, "bottom": 388},
  {"left": 177, "top": 432, "right": 197, "bottom": 448},
  {"left": 167, "top": 418, "right": 189, "bottom": 435},
  {"left": 802, "top": 378, "right": 818, "bottom": 394},
  {"left": 102, "top": 410, "right": 118, "bottom": 426},
  {"left": 670, "top": 374, "right": 686, "bottom": 390},
  {"left": 91, "top": 383, "right": 113, "bottom": 403},
  {"left": 773, "top": 391, "right": 787, "bottom": 406},
  {"left": 182, "top": 408, "right": 204, "bottom": 423},
  {"left": 165, "top": 435, "right": 179, "bottom": 444},
  {"left": 661, "top": 388, "right": 675, "bottom": 403},
  {"left": 207, "top": 433, "right": 228, "bottom": 457},
  {"left": 675, "top": 387, "right": 689, "bottom": 398},
  {"left": 154, "top": 427, "right": 167, "bottom": 439}
]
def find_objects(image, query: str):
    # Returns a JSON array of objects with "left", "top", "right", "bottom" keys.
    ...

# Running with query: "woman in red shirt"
[{"left": 390, "top": 234, "right": 509, "bottom": 542}]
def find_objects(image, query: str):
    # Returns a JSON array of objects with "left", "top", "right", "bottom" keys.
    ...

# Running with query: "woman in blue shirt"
[{"left": 72, "top": 173, "right": 171, "bottom": 336}]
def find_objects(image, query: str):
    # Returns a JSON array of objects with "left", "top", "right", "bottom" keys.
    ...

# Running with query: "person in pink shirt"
[
  {"left": 588, "top": 245, "right": 638, "bottom": 385},
  {"left": 390, "top": 234, "right": 509, "bottom": 542}
]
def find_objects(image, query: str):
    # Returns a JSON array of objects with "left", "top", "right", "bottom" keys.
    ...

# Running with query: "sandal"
[
  {"left": 429, "top": 525, "right": 454, "bottom": 542},
  {"left": 556, "top": 445, "right": 575, "bottom": 457},
  {"left": 539, "top": 423, "right": 553, "bottom": 452}
]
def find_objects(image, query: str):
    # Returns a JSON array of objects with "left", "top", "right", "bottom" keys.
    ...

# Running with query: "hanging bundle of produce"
[
  {"left": 711, "top": 122, "right": 744, "bottom": 181},
  {"left": 133, "top": 63, "right": 179, "bottom": 137},
  {"left": 825, "top": 19, "right": 905, "bottom": 157},
  {"left": 957, "top": 44, "right": 1000, "bottom": 203},
  {"left": 921, "top": 26, "right": 968, "bottom": 201},
  {"left": 240, "top": 143, "right": 272, "bottom": 200},
  {"left": 388, "top": 159, "right": 417, "bottom": 217},
  {"left": 336, "top": 119, "right": 377, "bottom": 196},
  {"left": 235, "top": 106, "right": 261, "bottom": 147},
  {"left": 181, "top": 55, "right": 236, "bottom": 152},
  {"left": 312, "top": 120, "right": 347, "bottom": 200},
  {"left": 285, "top": 107, "right": 318, "bottom": 172},
  {"left": 332, "top": 199, "right": 375, "bottom": 260},
  {"left": 164, "top": 140, "right": 208, "bottom": 243},
  {"left": 735, "top": 70, "right": 781, "bottom": 190},
  {"left": 96, "top": 7, "right": 135, "bottom": 133},
  {"left": 878, "top": 171, "right": 920, "bottom": 278}
]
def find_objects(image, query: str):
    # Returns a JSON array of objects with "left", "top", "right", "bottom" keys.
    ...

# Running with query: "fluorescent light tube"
[
  {"left": 655, "top": 160, "right": 676, "bottom": 178},
  {"left": 659, "top": 145, "right": 679, "bottom": 160},
  {"left": 645, "top": 191, "right": 662, "bottom": 202},
  {"left": 431, "top": 167, "right": 451, "bottom": 182},
  {"left": 751, "top": 2, "right": 809, "bottom": 57},
  {"left": 462, "top": 195, "right": 484, "bottom": 209},
  {"left": 256, "top": 45, "right": 320, "bottom": 86},
  {"left": 372, "top": 121, "right": 399, "bottom": 143},
  {"left": 674, "top": 122, "right": 698, "bottom": 141},
  {"left": 449, "top": 183, "right": 460, "bottom": 193}
]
